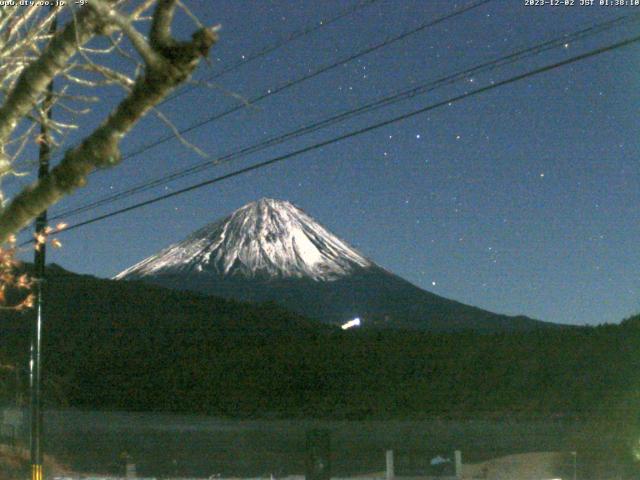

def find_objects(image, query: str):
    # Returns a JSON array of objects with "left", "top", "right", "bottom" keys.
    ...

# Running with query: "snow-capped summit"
[{"left": 116, "top": 198, "right": 372, "bottom": 282}]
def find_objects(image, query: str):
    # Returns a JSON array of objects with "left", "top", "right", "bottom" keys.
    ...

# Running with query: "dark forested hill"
[{"left": 0, "top": 265, "right": 638, "bottom": 420}]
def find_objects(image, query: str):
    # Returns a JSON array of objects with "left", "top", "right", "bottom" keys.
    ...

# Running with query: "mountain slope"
[{"left": 117, "top": 198, "right": 557, "bottom": 332}]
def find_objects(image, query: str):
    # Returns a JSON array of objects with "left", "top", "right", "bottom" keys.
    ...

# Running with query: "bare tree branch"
[
  {"left": 91, "top": 0, "right": 162, "bottom": 68},
  {"left": 153, "top": 107, "right": 207, "bottom": 158},
  {"left": 0, "top": 1, "right": 218, "bottom": 242},
  {"left": 0, "top": 6, "right": 101, "bottom": 171},
  {"left": 150, "top": 0, "right": 177, "bottom": 51}
]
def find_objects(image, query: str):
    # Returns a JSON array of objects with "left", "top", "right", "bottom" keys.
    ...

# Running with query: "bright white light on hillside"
[{"left": 341, "top": 317, "right": 361, "bottom": 330}]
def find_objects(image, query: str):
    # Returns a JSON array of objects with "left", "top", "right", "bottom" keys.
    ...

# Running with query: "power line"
[
  {"left": 50, "top": 11, "right": 640, "bottom": 221},
  {"left": 6, "top": 0, "right": 380, "bottom": 182},
  {"left": 36, "top": 32, "right": 640, "bottom": 242},
  {"left": 41, "top": 0, "right": 494, "bottom": 229},
  {"left": 161, "top": 0, "right": 382, "bottom": 105},
  {"left": 107, "top": 0, "right": 494, "bottom": 164}
]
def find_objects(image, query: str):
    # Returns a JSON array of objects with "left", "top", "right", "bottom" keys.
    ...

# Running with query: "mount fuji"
[{"left": 116, "top": 198, "right": 555, "bottom": 332}]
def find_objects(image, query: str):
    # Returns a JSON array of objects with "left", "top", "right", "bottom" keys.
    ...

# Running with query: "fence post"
[
  {"left": 125, "top": 461, "right": 136, "bottom": 479},
  {"left": 386, "top": 450, "right": 394, "bottom": 480},
  {"left": 305, "top": 429, "right": 331, "bottom": 480},
  {"left": 454, "top": 450, "right": 462, "bottom": 478}
]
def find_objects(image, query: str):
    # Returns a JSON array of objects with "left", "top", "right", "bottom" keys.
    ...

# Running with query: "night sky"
[{"left": 10, "top": 0, "right": 640, "bottom": 326}]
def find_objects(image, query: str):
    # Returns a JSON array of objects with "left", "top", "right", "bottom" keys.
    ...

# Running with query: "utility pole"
[{"left": 30, "top": 7, "right": 56, "bottom": 480}]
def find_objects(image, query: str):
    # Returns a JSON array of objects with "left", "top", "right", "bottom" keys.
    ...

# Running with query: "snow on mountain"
[
  {"left": 115, "top": 198, "right": 372, "bottom": 282},
  {"left": 115, "top": 198, "right": 556, "bottom": 332}
]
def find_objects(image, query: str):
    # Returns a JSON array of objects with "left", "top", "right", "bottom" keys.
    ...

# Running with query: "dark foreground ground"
[{"left": 28, "top": 409, "right": 578, "bottom": 477}]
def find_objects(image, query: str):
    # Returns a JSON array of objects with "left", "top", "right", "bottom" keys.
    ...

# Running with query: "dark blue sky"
[{"left": 12, "top": 0, "right": 640, "bottom": 326}]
